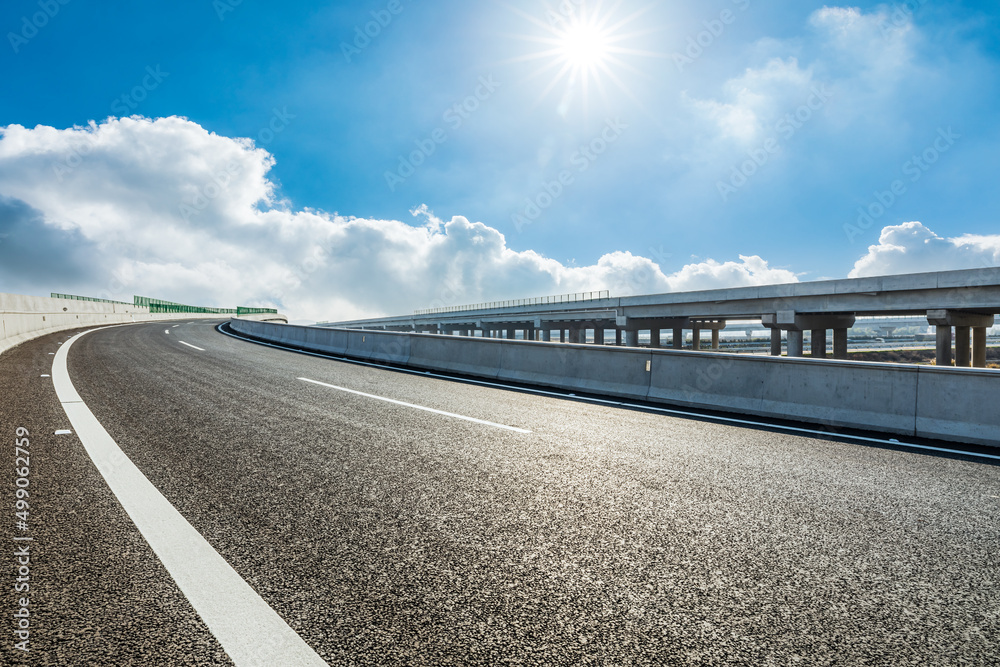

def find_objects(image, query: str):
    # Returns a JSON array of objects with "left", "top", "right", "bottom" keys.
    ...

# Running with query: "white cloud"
[
  {"left": 849, "top": 221, "right": 1000, "bottom": 277},
  {"left": 0, "top": 117, "right": 800, "bottom": 321},
  {"left": 681, "top": 4, "right": 919, "bottom": 154}
]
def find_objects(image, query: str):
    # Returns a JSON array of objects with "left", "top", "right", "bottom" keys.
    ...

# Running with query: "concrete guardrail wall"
[
  {"left": 0, "top": 293, "right": 283, "bottom": 358},
  {"left": 229, "top": 318, "right": 999, "bottom": 448}
]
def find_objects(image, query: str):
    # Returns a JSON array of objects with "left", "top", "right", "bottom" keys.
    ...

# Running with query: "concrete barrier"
[
  {"left": 229, "top": 320, "right": 999, "bottom": 448},
  {"left": 647, "top": 351, "right": 920, "bottom": 436},
  {"left": 915, "top": 367, "right": 1000, "bottom": 444},
  {"left": 408, "top": 334, "right": 503, "bottom": 378},
  {"left": 498, "top": 340, "right": 652, "bottom": 400},
  {"left": 0, "top": 292, "right": 248, "bottom": 358},
  {"left": 345, "top": 330, "right": 410, "bottom": 364}
]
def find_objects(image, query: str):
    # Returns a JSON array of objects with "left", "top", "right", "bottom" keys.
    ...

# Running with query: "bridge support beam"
[
  {"left": 649, "top": 328, "right": 661, "bottom": 348},
  {"left": 594, "top": 328, "right": 605, "bottom": 345},
  {"left": 763, "top": 312, "right": 856, "bottom": 358},
  {"left": 624, "top": 330, "right": 639, "bottom": 347},
  {"left": 689, "top": 320, "right": 726, "bottom": 351},
  {"left": 673, "top": 328, "right": 683, "bottom": 349},
  {"left": 927, "top": 310, "right": 995, "bottom": 368},
  {"left": 615, "top": 329, "right": 622, "bottom": 346}
]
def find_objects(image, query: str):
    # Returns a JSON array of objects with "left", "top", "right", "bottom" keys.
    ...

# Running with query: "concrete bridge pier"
[
  {"left": 763, "top": 312, "right": 856, "bottom": 359},
  {"left": 974, "top": 327, "right": 987, "bottom": 368},
  {"left": 649, "top": 328, "right": 661, "bottom": 348},
  {"left": 673, "top": 328, "right": 683, "bottom": 349},
  {"left": 594, "top": 328, "right": 606, "bottom": 345},
  {"left": 811, "top": 329, "right": 828, "bottom": 359},
  {"left": 690, "top": 320, "right": 726, "bottom": 351},
  {"left": 927, "top": 310, "right": 995, "bottom": 367}
]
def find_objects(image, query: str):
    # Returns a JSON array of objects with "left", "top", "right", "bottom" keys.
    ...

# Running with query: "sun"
[
  {"left": 505, "top": 3, "right": 661, "bottom": 116},
  {"left": 558, "top": 22, "right": 611, "bottom": 70}
]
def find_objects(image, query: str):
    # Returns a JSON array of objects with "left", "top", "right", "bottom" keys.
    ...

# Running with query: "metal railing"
[
  {"left": 414, "top": 290, "right": 611, "bottom": 316},
  {"left": 51, "top": 293, "right": 133, "bottom": 306},
  {"left": 237, "top": 306, "right": 279, "bottom": 316}
]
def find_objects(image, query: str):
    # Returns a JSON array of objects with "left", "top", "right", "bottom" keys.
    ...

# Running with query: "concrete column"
[
  {"left": 955, "top": 326, "right": 972, "bottom": 368},
  {"left": 787, "top": 330, "right": 804, "bottom": 357},
  {"left": 594, "top": 328, "right": 605, "bottom": 346},
  {"left": 616, "top": 329, "right": 622, "bottom": 346},
  {"left": 691, "top": 328, "right": 701, "bottom": 351},
  {"left": 833, "top": 328, "right": 849, "bottom": 360},
  {"left": 625, "top": 330, "right": 639, "bottom": 347},
  {"left": 541, "top": 329, "right": 551, "bottom": 342},
  {"left": 936, "top": 326, "right": 953, "bottom": 367},
  {"left": 560, "top": 329, "right": 566, "bottom": 343},
  {"left": 525, "top": 327, "right": 534, "bottom": 341},
  {"left": 568, "top": 328, "right": 584, "bottom": 344},
  {"left": 811, "top": 329, "right": 827, "bottom": 359},
  {"left": 711, "top": 329, "right": 720, "bottom": 351},
  {"left": 505, "top": 328, "right": 516, "bottom": 340},
  {"left": 770, "top": 329, "right": 782, "bottom": 356},
  {"left": 673, "top": 328, "right": 684, "bottom": 350},
  {"left": 649, "top": 329, "right": 661, "bottom": 348},
  {"left": 973, "top": 327, "right": 987, "bottom": 368}
]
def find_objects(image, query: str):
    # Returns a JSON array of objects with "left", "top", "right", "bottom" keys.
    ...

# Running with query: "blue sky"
[{"left": 1, "top": 0, "right": 999, "bottom": 320}]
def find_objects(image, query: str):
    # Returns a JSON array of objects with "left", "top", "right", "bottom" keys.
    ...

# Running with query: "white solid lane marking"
[
  {"left": 179, "top": 341, "right": 205, "bottom": 352},
  {"left": 55, "top": 430, "right": 72, "bottom": 435},
  {"left": 53, "top": 331, "right": 328, "bottom": 667},
  {"left": 298, "top": 377, "right": 532, "bottom": 434},
  {"left": 40, "top": 374, "right": 50, "bottom": 378}
]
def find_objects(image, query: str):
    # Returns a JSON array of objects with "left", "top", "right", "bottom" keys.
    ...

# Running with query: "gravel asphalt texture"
[{"left": 2, "top": 320, "right": 998, "bottom": 665}]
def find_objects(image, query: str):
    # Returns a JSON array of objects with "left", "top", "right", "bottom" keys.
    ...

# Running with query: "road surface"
[{"left": 2, "top": 321, "right": 997, "bottom": 665}]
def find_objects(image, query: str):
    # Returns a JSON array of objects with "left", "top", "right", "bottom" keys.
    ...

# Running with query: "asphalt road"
[{"left": 2, "top": 320, "right": 998, "bottom": 665}]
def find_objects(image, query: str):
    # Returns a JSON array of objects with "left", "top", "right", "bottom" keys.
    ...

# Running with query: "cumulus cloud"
[
  {"left": 0, "top": 116, "right": 800, "bottom": 321},
  {"left": 682, "top": 4, "right": 919, "bottom": 154},
  {"left": 849, "top": 221, "right": 1000, "bottom": 278}
]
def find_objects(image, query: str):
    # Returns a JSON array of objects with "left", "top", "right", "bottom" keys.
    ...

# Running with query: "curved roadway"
[{"left": 2, "top": 321, "right": 998, "bottom": 665}]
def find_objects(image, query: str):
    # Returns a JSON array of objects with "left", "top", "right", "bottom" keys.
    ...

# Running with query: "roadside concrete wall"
[
  {"left": 229, "top": 319, "right": 998, "bottom": 448},
  {"left": 1, "top": 293, "right": 284, "bottom": 358}
]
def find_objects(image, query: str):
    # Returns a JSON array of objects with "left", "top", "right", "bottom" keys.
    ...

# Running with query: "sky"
[{"left": 1, "top": 0, "right": 999, "bottom": 322}]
